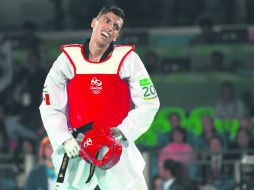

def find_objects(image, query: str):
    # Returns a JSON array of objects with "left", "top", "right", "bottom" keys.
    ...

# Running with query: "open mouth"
[{"left": 101, "top": 31, "right": 111, "bottom": 39}]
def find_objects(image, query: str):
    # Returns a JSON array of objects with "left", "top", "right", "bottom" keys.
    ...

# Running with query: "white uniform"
[{"left": 39, "top": 46, "right": 160, "bottom": 190}]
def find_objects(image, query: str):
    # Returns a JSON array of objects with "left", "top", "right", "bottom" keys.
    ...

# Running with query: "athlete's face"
[{"left": 91, "top": 12, "right": 123, "bottom": 47}]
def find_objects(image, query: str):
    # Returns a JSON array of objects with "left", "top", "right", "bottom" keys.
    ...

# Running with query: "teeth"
[{"left": 101, "top": 31, "right": 110, "bottom": 38}]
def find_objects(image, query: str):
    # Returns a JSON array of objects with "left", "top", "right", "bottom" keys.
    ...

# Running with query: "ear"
[{"left": 91, "top": 18, "right": 97, "bottom": 29}]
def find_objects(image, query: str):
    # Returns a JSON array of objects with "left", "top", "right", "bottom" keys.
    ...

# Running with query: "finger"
[
  {"left": 73, "top": 149, "right": 79, "bottom": 157},
  {"left": 67, "top": 151, "right": 72, "bottom": 158},
  {"left": 71, "top": 149, "right": 78, "bottom": 157},
  {"left": 76, "top": 145, "right": 81, "bottom": 152}
]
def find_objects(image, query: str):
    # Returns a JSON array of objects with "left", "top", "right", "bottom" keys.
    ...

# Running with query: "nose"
[{"left": 106, "top": 23, "right": 113, "bottom": 31}]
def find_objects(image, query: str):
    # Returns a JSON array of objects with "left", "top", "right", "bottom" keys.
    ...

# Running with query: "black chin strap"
[{"left": 85, "top": 152, "right": 99, "bottom": 184}]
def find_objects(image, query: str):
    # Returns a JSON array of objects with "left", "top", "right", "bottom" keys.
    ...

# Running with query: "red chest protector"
[{"left": 61, "top": 44, "right": 135, "bottom": 130}]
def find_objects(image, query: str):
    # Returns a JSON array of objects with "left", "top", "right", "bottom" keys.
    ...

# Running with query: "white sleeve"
[
  {"left": 39, "top": 53, "right": 74, "bottom": 151},
  {"left": 118, "top": 51, "right": 160, "bottom": 142}
]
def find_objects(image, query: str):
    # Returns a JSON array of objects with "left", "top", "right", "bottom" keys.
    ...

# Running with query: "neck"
[{"left": 89, "top": 38, "right": 109, "bottom": 62}]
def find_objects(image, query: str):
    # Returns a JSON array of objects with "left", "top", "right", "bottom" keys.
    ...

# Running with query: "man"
[
  {"left": 39, "top": 5, "right": 160, "bottom": 190},
  {"left": 202, "top": 136, "right": 235, "bottom": 190},
  {"left": 215, "top": 81, "right": 248, "bottom": 119},
  {"left": 24, "top": 136, "right": 56, "bottom": 190},
  {"left": 160, "top": 159, "right": 185, "bottom": 190}
]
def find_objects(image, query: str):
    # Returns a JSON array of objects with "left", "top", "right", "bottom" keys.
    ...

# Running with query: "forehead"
[{"left": 98, "top": 12, "right": 123, "bottom": 26}]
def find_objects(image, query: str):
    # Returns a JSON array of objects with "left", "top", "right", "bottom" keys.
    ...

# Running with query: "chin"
[{"left": 98, "top": 40, "right": 111, "bottom": 47}]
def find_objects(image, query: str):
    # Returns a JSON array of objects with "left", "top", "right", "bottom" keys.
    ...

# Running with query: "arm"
[
  {"left": 39, "top": 53, "right": 74, "bottom": 151},
  {"left": 117, "top": 51, "right": 160, "bottom": 142}
]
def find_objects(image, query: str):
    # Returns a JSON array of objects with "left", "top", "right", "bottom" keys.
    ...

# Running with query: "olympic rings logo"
[
  {"left": 91, "top": 77, "right": 102, "bottom": 87},
  {"left": 90, "top": 77, "right": 103, "bottom": 94},
  {"left": 83, "top": 138, "right": 92, "bottom": 148}
]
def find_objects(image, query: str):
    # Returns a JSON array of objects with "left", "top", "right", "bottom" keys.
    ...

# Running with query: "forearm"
[
  {"left": 39, "top": 105, "right": 73, "bottom": 151},
  {"left": 39, "top": 53, "right": 74, "bottom": 151},
  {"left": 118, "top": 97, "right": 160, "bottom": 142}
]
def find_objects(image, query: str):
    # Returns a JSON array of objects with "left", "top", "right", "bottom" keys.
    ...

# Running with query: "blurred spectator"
[
  {"left": 190, "top": 17, "right": 220, "bottom": 45},
  {"left": 241, "top": 90, "right": 254, "bottom": 117},
  {"left": 238, "top": 116, "right": 253, "bottom": 131},
  {"left": 160, "top": 159, "right": 185, "bottom": 190},
  {"left": 159, "top": 128, "right": 196, "bottom": 165},
  {"left": 202, "top": 136, "right": 235, "bottom": 190},
  {"left": 22, "top": 49, "right": 48, "bottom": 130},
  {"left": 6, "top": 49, "right": 47, "bottom": 131},
  {"left": 17, "top": 138, "right": 36, "bottom": 189},
  {"left": 197, "top": 50, "right": 230, "bottom": 72},
  {"left": 152, "top": 174, "right": 163, "bottom": 190},
  {"left": 169, "top": 113, "right": 182, "bottom": 130},
  {"left": 158, "top": 112, "right": 195, "bottom": 147},
  {"left": 160, "top": 159, "right": 198, "bottom": 190},
  {"left": 210, "top": 51, "right": 228, "bottom": 72},
  {"left": 214, "top": 81, "right": 249, "bottom": 119},
  {"left": 194, "top": 115, "right": 228, "bottom": 151},
  {"left": 24, "top": 136, "right": 56, "bottom": 190},
  {"left": 237, "top": 116, "right": 254, "bottom": 144},
  {"left": 228, "top": 128, "right": 254, "bottom": 160}
]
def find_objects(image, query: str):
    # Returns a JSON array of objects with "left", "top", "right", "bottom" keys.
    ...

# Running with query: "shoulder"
[
  {"left": 114, "top": 44, "right": 135, "bottom": 50},
  {"left": 60, "top": 43, "right": 83, "bottom": 50},
  {"left": 26, "top": 165, "right": 46, "bottom": 182},
  {"left": 30, "top": 165, "right": 46, "bottom": 175},
  {"left": 185, "top": 143, "right": 194, "bottom": 150},
  {"left": 118, "top": 45, "right": 144, "bottom": 73},
  {"left": 161, "top": 144, "right": 172, "bottom": 151},
  {"left": 114, "top": 44, "right": 136, "bottom": 56}
]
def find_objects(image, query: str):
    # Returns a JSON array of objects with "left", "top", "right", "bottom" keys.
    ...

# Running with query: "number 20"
[{"left": 143, "top": 85, "right": 156, "bottom": 97}]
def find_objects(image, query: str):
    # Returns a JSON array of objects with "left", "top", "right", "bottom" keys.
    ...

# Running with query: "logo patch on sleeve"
[
  {"left": 139, "top": 78, "right": 152, "bottom": 87},
  {"left": 43, "top": 91, "right": 51, "bottom": 105},
  {"left": 139, "top": 78, "right": 157, "bottom": 100}
]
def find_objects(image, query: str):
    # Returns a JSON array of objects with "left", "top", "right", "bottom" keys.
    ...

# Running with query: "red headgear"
[{"left": 79, "top": 126, "right": 122, "bottom": 169}]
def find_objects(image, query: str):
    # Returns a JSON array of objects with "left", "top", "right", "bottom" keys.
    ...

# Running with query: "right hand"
[{"left": 63, "top": 137, "right": 80, "bottom": 158}]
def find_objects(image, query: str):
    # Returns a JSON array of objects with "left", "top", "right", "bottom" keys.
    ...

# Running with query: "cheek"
[{"left": 112, "top": 32, "right": 119, "bottom": 40}]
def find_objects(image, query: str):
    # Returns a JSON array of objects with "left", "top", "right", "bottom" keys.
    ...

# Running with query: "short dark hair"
[
  {"left": 97, "top": 6, "right": 125, "bottom": 21},
  {"left": 163, "top": 159, "right": 179, "bottom": 176}
]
